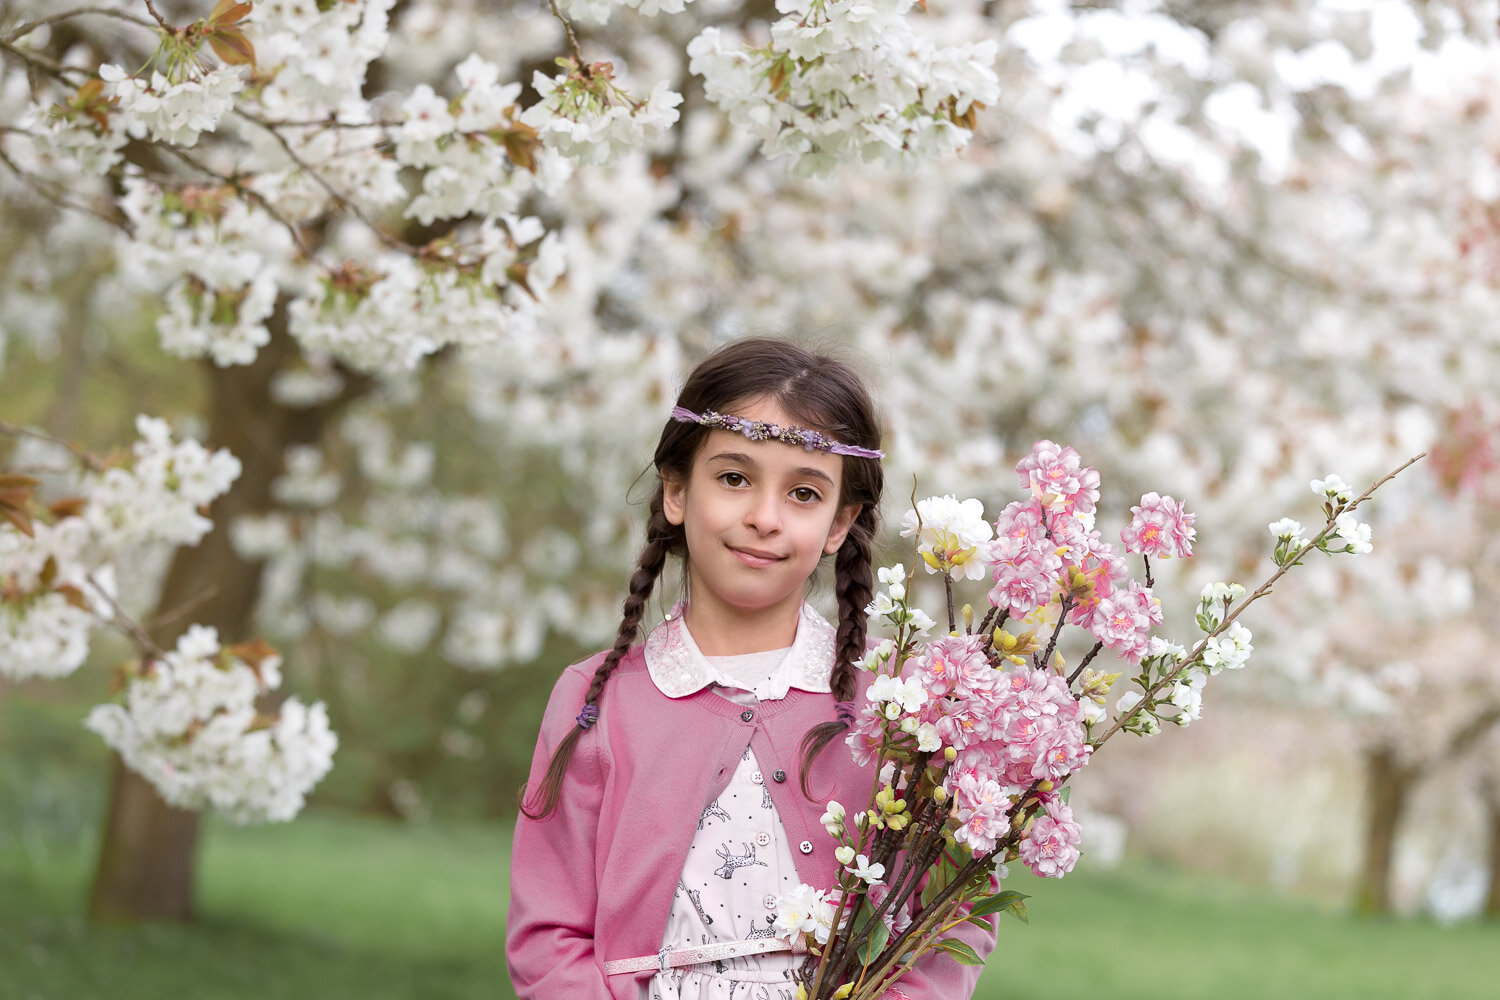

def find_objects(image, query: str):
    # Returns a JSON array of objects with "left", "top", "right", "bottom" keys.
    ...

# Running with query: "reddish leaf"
[
  {"left": 49, "top": 496, "right": 87, "bottom": 519},
  {"left": 210, "top": 0, "right": 254, "bottom": 26},
  {"left": 209, "top": 28, "right": 256, "bottom": 67},
  {"left": 0, "top": 504, "right": 34, "bottom": 538},
  {"left": 55, "top": 584, "right": 91, "bottom": 611}
]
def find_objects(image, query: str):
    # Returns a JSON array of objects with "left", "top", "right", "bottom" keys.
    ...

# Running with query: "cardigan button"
[
  {"left": 799, "top": 840, "right": 814, "bottom": 854},
  {"left": 740, "top": 709, "right": 754, "bottom": 723},
  {"left": 772, "top": 769, "right": 786, "bottom": 783}
]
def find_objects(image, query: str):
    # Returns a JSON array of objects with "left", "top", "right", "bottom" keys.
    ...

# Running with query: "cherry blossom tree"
[{"left": 3, "top": 0, "right": 1500, "bottom": 923}]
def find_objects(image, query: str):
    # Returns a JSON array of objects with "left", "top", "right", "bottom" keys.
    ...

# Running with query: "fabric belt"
[{"left": 603, "top": 936, "right": 804, "bottom": 975}]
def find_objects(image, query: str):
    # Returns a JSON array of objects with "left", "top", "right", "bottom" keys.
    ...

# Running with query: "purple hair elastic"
[
  {"left": 576, "top": 704, "right": 599, "bottom": 730},
  {"left": 671, "top": 406, "right": 884, "bottom": 459},
  {"left": 834, "top": 701, "right": 856, "bottom": 726}
]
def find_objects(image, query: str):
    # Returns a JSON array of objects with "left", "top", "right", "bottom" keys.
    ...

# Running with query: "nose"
[{"left": 744, "top": 488, "right": 782, "bottom": 534}]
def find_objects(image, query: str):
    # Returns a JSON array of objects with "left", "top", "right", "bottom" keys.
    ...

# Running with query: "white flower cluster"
[
  {"left": 84, "top": 625, "right": 337, "bottom": 824},
  {"left": 117, "top": 174, "right": 294, "bottom": 367},
  {"left": 521, "top": 68, "right": 683, "bottom": 166},
  {"left": 899, "top": 495, "right": 994, "bottom": 581},
  {"left": 285, "top": 233, "right": 558, "bottom": 374},
  {"left": 1, "top": 418, "right": 239, "bottom": 682},
  {"left": 554, "top": 0, "right": 698, "bottom": 26},
  {"left": 88, "top": 416, "right": 243, "bottom": 555},
  {"left": 98, "top": 64, "right": 247, "bottom": 147},
  {"left": 11, "top": 98, "right": 126, "bottom": 177},
  {"left": 396, "top": 56, "right": 560, "bottom": 225},
  {"left": 688, "top": 0, "right": 1000, "bottom": 174}
]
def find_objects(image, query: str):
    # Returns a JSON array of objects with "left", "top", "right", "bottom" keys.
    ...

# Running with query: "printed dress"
[{"left": 642, "top": 616, "right": 832, "bottom": 1000}]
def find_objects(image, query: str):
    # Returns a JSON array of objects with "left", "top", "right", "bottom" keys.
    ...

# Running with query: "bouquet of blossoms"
[{"left": 774, "top": 440, "right": 1413, "bottom": 1000}]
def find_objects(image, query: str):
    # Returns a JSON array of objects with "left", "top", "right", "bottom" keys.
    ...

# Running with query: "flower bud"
[
  {"left": 933, "top": 786, "right": 948, "bottom": 804},
  {"left": 945, "top": 746, "right": 957, "bottom": 761},
  {"left": 835, "top": 845, "right": 856, "bottom": 865}
]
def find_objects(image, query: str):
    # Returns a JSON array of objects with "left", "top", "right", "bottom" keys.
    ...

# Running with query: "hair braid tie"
[{"left": 834, "top": 701, "right": 856, "bottom": 727}]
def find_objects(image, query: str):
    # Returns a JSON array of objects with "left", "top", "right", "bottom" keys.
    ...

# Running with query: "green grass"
[
  {"left": 0, "top": 813, "right": 513, "bottom": 1000},
  {"left": 1, "top": 812, "right": 1496, "bottom": 1000}
]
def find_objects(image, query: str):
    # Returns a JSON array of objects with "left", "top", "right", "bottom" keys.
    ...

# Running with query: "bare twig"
[
  {"left": 0, "top": 419, "right": 107, "bottom": 472},
  {"left": 0, "top": 144, "right": 124, "bottom": 230},
  {"left": 87, "top": 572, "right": 165, "bottom": 660},
  {"left": 5, "top": 6, "right": 157, "bottom": 44},
  {"left": 546, "top": 0, "right": 587, "bottom": 66}
]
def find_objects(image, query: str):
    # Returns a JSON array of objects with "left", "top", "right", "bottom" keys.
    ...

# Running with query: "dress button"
[
  {"left": 763, "top": 894, "right": 778, "bottom": 910},
  {"left": 772, "top": 769, "right": 786, "bottom": 783},
  {"left": 740, "top": 709, "right": 754, "bottom": 722},
  {"left": 755, "top": 832, "right": 771, "bottom": 847},
  {"left": 751, "top": 770, "right": 764, "bottom": 785},
  {"left": 799, "top": 840, "right": 813, "bottom": 854}
]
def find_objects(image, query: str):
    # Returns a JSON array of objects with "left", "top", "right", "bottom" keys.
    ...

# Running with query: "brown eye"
[
  {"left": 791, "top": 487, "right": 820, "bottom": 503},
  {"left": 719, "top": 472, "right": 748, "bottom": 488}
]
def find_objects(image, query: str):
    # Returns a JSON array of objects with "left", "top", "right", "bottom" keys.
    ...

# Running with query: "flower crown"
[{"left": 670, "top": 405, "right": 884, "bottom": 459}]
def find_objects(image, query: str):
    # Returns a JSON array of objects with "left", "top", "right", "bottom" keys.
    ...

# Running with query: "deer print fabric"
[{"left": 646, "top": 686, "right": 802, "bottom": 1000}]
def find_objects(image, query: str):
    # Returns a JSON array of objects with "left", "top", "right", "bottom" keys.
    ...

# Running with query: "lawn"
[{"left": 2, "top": 811, "right": 1496, "bottom": 1000}]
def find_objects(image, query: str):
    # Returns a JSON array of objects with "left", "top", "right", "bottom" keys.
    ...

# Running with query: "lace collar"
[{"left": 644, "top": 602, "right": 836, "bottom": 700}]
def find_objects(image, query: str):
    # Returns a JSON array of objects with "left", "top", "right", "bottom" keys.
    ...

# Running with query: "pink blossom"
[
  {"left": 1016, "top": 440, "right": 1100, "bottom": 515},
  {"left": 913, "top": 634, "right": 996, "bottom": 700},
  {"left": 1088, "top": 581, "right": 1161, "bottom": 663},
  {"left": 949, "top": 772, "right": 1012, "bottom": 855},
  {"left": 1020, "top": 794, "right": 1083, "bottom": 877},
  {"left": 990, "top": 499, "right": 1049, "bottom": 553},
  {"left": 946, "top": 747, "right": 1002, "bottom": 787},
  {"left": 986, "top": 501, "right": 1063, "bottom": 618},
  {"left": 845, "top": 702, "right": 886, "bottom": 767},
  {"left": 1120, "top": 492, "right": 1196, "bottom": 558}
]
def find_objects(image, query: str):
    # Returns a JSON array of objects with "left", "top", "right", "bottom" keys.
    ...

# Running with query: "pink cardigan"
[{"left": 506, "top": 643, "right": 996, "bottom": 999}]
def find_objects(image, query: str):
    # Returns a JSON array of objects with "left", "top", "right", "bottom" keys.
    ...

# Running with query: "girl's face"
[{"left": 663, "top": 396, "right": 858, "bottom": 644}]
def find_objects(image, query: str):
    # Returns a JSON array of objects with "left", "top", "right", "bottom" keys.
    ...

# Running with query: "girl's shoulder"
[{"left": 553, "top": 643, "right": 649, "bottom": 700}]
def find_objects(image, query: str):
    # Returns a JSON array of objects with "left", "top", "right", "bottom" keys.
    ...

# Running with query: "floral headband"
[{"left": 670, "top": 406, "right": 884, "bottom": 459}]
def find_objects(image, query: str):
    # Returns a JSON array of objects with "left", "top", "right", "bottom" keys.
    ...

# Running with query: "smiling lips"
[{"left": 728, "top": 544, "right": 785, "bottom": 567}]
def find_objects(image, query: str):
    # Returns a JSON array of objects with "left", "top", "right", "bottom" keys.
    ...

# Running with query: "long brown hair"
[{"left": 520, "top": 338, "right": 883, "bottom": 819}]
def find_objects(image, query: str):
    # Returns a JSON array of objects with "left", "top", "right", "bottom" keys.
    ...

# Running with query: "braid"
[
  {"left": 520, "top": 501, "right": 676, "bottom": 819},
  {"left": 831, "top": 505, "right": 877, "bottom": 699},
  {"left": 800, "top": 504, "right": 877, "bottom": 796}
]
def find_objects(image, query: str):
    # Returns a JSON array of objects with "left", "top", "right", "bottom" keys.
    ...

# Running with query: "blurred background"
[{"left": 3, "top": 0, "right": 1500, "bottom": 997}]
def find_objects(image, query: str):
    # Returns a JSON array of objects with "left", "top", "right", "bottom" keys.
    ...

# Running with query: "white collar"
[{"left": 644, "top": 602, "right": 836, "bottom": 700}]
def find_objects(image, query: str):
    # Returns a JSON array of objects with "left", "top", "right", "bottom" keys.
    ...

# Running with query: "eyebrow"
[{"left": 705, "top": 451, "right": 837, "bottom": 487}]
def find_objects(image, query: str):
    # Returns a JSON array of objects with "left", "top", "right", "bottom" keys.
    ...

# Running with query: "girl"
[{"left": 507, "top": 339, "right": 995, "bottom": 1000}]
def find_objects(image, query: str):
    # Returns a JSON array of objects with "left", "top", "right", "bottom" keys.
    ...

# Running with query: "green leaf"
[
  {"left": 921, "top": 848, "right": 964, "bottom": 907},
  {"left": 935, "top": 938, "right": 985, "bottom": 966},
  {"left": 856, "top": 919, "right": 891, "bottom": 966},
  {"left": 966, "top": 890, "right": 1030, "bottom": 920}
]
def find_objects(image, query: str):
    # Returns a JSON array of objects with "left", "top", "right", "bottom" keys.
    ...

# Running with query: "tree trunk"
[
  {"left": 87, "top": 318, "right": 364, "bottom": 922},
  {"left": 1354, "top": 744, "right": 1413, "bottom": 916}
]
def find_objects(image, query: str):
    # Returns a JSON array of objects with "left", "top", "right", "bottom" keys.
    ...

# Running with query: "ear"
[
  {"left": 823, "top": 503, "right": 860, "bottom": 555},
  {"left": 662, "top": 473, "right": 687, "bottom": 527}
]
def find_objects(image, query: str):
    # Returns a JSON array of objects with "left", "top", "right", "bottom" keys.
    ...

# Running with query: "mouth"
[{"left": 728, "top": 545, "right": 785, "bottom": 568}]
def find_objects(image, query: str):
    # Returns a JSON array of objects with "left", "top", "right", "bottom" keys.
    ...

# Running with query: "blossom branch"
[
  {"left": 1093, "top": 452, "right": 1427, "bottom": 749},
  {"left": 234, "top": 109, "right": 411, "bottom": 256},
  {"left": 157, "top": 143, "right": 323, "bottom": 263}
]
